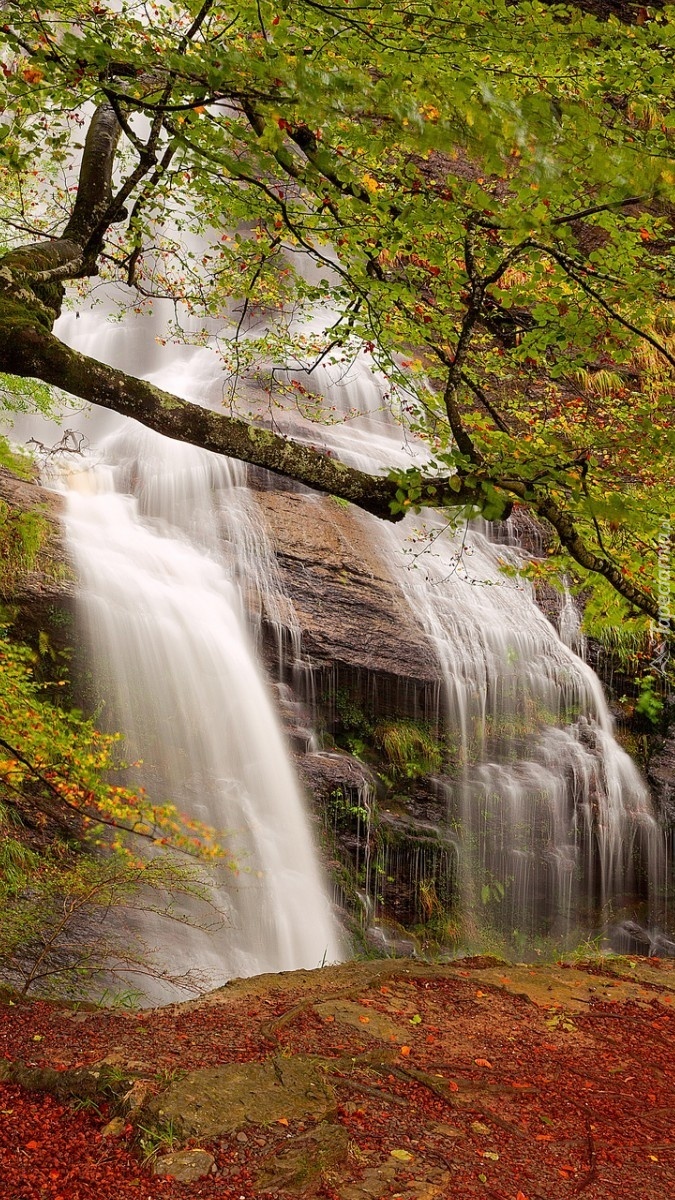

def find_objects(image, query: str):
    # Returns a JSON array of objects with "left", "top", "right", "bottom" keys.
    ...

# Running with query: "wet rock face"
[
  {"left": 0, "top": 467, "right": 75, "bottom": 643},
  {"left": 299, "top": 750, "right": 375, "bottom": 804},
  {"left": 252, "top": 487, "right": 441, "bottom": 687},
  {"left": 252, "top": 485, "right": 458, "bottom": 943},
  {"left": 648, "top": 724, "right": 675, "bottom": 823}
]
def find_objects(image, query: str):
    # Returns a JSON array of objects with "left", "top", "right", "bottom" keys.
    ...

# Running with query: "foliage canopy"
[{"left": 0, "top": 0, "right": 673, "bottom": 633}]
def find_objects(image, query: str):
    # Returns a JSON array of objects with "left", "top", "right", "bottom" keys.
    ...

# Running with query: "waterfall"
[
  {"left": 50, "top": 310, "right": 344, "bottom": 1002},
  {"left": 15, "top": 283, "right": 667, "bottom": 980},
  {"left": 382, "top": 514, "right": 663, "bottom": 943},
  {"left": 274, "top": 343, "right": 666, "bottom": 948}
]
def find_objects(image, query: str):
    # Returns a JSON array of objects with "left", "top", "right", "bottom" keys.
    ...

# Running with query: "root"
[{"left": 0, "top": 1058, "right": 136, "bottom": 1102}]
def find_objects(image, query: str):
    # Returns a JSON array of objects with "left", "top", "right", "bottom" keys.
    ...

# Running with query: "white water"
[
  {"left": 48, "top": 310, "right": 343, "bottom": 1001},
  {"left": 19, "top": 279, "right": 666, "bottom": 974},
  {"left": 269, "top": 341, "right": 666, "bottom": 944}
]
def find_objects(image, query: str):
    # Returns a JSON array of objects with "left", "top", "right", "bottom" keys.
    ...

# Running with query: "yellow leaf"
[{"left": 390, "top": 1149, "right": 414, "bottom": 1162}]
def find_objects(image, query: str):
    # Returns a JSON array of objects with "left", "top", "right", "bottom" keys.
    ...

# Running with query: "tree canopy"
[{"left": 0, "top": 0, "right": 674, "bottom": 634}]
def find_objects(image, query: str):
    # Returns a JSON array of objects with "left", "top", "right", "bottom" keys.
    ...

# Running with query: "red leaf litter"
[{"left": 0, "top": 956, "right": 674, "bottom": 1199}]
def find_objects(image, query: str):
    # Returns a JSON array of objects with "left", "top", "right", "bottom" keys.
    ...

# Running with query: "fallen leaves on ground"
[{"left": 0, "top": 956, "right": 673, "bottom": 1199}]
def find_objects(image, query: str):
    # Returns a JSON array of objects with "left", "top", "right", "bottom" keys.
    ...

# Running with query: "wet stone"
[
  {"left": 152, "top": 1148, "right": 215, "bottom": 1182},
  {"left": 143, "top": 1056, "right": 336, "bottom": 1139},
  {"left": 100, "top": 1116, "right": 125, "bottom": 1138}
]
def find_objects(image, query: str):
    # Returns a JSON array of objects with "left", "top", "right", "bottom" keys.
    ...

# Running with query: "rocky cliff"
[
  {"left": 4, "top": 461, "right": 672, "bottom": 958},
  {"left": 0, "top": 465, "right": 75, "bottom": 646}
]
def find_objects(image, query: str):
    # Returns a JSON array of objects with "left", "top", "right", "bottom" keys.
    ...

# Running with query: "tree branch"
[
  {"left": 502, "top": 481, "right": 672, "bottom": 629},
  {"left": 0, "top": 318, "right": 480, "bottom": 518}
]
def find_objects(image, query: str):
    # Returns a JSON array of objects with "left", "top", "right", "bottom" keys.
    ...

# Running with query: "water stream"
[
  {"left": 276, "top": 344, "right": 667, "bottom": 948},
  {"left": 49, "top": 311, "right": 343, "bottom": 1001},
  {"left": 16, "top": 287, "right": 668, "bottom": 989}
]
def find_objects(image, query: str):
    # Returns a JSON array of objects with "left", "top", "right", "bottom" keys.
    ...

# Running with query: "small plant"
[
  {"left": 374, "top": 720, "right": 443, "bottom": 778},
  {"left": 71, "top": 1095, "right": 105, "bottom": 1116},
  {"left": 326, "top": 787, "right": 371, "bottom": 831},
  {"left": 96, "top": 986, "right": 143, "bottom": 1011},
  {"left": 418, "top": 878, "right": 444, "bottom": 921},
  {"left": 136, "top": 1118, "right": 180, "bottom": 1163},
  {"left": 634, "top": 676, "right": 664, "bottom": 727},
  {"left": 334, "top": 689, "right": 372, "bottom": 739},
  {"left": 154, "top": 1067, "right": 187, "bottom": 1087},
  {"left": 0, "top": 501, "right": 49, "bottom": 592},
  {"left": 480, "top": 873, "right": 507, "bottom": 907}
]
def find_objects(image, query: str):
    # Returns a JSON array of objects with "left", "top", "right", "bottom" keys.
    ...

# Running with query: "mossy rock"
[
  {"left": 255, "top": 1122, "right": 349, "bottom": 1195},
  {"left": 143, "top": 1056, "right": 337, "bottom": 1140}
]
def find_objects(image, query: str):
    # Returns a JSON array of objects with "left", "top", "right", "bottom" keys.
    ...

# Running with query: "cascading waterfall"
[
  {"left": 49, "top": 310, "right": 343, "bottom": 1001},
  {"left": 21, "top": 277, "right": 668, "bottom": 979},
  {"left": 277, "top": 344, "right": 667, "bottom": 947},
  {"left": 385, "top": 515, "right": 663, "bottom": 942}
]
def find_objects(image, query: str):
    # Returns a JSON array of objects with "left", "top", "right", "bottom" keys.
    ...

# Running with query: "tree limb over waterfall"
[
  {"left": 0, "top": 319, "right": 482, "bottom": 521},
  {"left": 0, "top": 295, "right": 668, "bottom": 627}
]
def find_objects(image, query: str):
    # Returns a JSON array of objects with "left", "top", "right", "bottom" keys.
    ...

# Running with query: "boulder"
[{"left": 143, "top": 1056, "right": 337, "bottom": 1140}]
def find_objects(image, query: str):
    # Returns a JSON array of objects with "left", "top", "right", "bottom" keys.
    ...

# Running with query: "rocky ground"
[{"left": 0, "top": 955, "right": 674, "bottom": 1200}]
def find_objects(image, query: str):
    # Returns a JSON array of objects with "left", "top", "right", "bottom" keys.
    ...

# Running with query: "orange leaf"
[
  {"left": 25, "top": 1140, "right": 39, "bottom": 1150},
  {"left": 400, "top": 1045, "right": 411, "bottom": 1057},
  {"left": 277, "top": 1118, "right": 289, "bottom": 1126},
  {"left": 516, "top": 1193, "right": 529, "bottom": 1200},
  {"left": 475, "top": 1058, "right": 493, "bottom": 1068},
  {"left": 358, "top": 1015, "right": 370, "bottom": 1024}
]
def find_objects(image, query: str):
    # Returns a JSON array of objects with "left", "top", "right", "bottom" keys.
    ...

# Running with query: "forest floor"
[{"left": 0, "top": 954, "right": 674, "bottom": 1200}]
